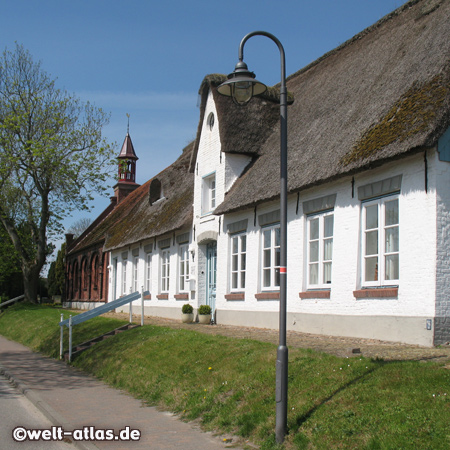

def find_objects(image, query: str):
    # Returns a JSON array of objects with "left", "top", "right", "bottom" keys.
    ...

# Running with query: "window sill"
[
  {"left": 175, "top": 293, "right": 189, "bottom": 300},
  {"left": 156, "top": 294, "right": 168, "bottom": 300},
  {"left": 225, "top": 293, "right": 245, "bottom": 301},
  {"left": 143, "top": 294, "right": 152, "bottom": 300},
  {"left": 255, "top": 292, "right": 280, "bottom": 300},
  {"left": 299, "top": 290, "right": 331, "bottom": 299},
  {"left": 353, "top": 288, "right": 398, "bottom": 299}
]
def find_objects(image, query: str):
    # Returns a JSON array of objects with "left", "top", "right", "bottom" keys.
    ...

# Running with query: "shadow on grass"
[{"left": 293, "top": 361, "right": 384, "bottom": 430}]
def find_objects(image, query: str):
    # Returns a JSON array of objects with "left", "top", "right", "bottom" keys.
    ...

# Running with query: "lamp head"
[{"left": 217, "top": 61, "right": 267, "bottom": 105}]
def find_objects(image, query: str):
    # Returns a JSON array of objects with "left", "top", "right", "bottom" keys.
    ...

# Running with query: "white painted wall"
[
  {"left": 216, "top": 151, "right": 438, "bottom": 326},
  {"left": 435, "top": 142, "right": 450, "bottom": 343},
  {"left": 105, "top": 89, "right": 444, "bottom": 345},
  {"left": 108, "top": 231, "right": 194, "bottom": 315},
  {"left": 192, "top": 89, "right": 252, "bottom": 307}
]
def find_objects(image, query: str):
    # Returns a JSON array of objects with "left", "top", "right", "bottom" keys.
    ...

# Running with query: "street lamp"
[{"left": 217, "top": 31, "right": 289, "bottom": 444}]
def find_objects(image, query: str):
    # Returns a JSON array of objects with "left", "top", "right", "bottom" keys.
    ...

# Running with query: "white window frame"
[
  {"left": 178, "top": 244, "right": 190, "bottom": 293},
  {"left": 145, "top": 253, "right": 152, "bottom": 292},
  {"left": 201, "top": 172, "right": 216, "bottom": 215},
  {"left": 230, "top": 233, "right": 247, "bottom": 292},
  {"left": 122, "top": 260, "right": 127, "bottom": 295},
  {"left": 261, "top": 224, "right": 280, "bottom": 291},
  {"left": 133, "top": 257, "right": 139, "bottom": 293},
  {"left": 306, "top": 211, "right": 334, "bottom": 289},
  {"left": 361, "top": 195, "right": 399, "bottom": 287},
  {"left": 160, "top": 249, "right": 170, "bottom": 293}
]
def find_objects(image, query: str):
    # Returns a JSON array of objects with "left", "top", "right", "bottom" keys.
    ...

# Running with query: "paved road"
[
  {"left": 0, "top": 336, "right": 244, "bottom": 450},
  {"left": 0, "top": 373, "right": 73, "bottom": 450}
]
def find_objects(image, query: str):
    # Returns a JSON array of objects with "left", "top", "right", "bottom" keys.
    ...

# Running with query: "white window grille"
[
  {"left": 307, "top": 212, "right": 334, "bottom": 288},
  {"left": 261, "top": 225, "right": 280, "bottom": 290},
  {"left": 179, "top": 244, "right": 190, "bottom": 292},
  {"left": 230, "top": 233, "right": 246, "bottom": 291},
  {"left": 160, "top": 250, "right": 170, "bottom": 293},
  {"left": 362, "top": 196, "right": 399, "bottom": 286}
]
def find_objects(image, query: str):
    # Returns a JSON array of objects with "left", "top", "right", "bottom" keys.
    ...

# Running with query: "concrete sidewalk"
[{"left": 0, "top": 336, "right": 244, "bottom": 450}]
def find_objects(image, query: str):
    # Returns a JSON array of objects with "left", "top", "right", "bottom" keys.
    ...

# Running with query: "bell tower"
[{"left": 113, "top": 120, "right": 140, "bottom": 203}]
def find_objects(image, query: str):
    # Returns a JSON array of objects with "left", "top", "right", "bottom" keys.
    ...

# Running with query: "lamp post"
[{"left": 217, "top": 31, "right": 288, "bottom": 444}]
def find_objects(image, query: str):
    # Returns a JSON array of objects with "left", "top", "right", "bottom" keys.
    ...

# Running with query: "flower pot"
[
  {"left": 198, "top": 314, "right": 211, "bottom": 324},
  {"left": 181, "top": 313, "right": 194, "bottom": 323}
]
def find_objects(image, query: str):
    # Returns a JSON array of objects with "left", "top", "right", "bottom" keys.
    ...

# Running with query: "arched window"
[
  {"left": 72, "top": 261, "right": 79, "bottom": 297},
  {"left": 91, "top": 254, "right": 99, "bottom": 290},
  {"left": 207, "top": 112, "right": 215, "bottom": 130},
  {"left": 81, "top": 257, "right": 88, "bottom": 291}
]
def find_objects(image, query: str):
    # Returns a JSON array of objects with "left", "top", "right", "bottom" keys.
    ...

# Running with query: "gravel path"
[{"left": 101, "top": 312, "right": 450, "bottom": 363}]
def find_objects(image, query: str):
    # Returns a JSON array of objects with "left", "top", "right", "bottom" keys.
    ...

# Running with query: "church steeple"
[
  {"left": 117, "top": 132, "right": 138, "bottom": 183},
  {"left": 114, "top": 119, "right": 140, "bottom": 204}
]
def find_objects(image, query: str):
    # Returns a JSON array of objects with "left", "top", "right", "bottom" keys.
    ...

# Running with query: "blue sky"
[{"left": 0, "top": 0, "right": 405, "bottom": 259}]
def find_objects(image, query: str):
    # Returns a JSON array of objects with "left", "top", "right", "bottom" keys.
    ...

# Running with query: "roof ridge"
[{"left": 286, "top": 0, "right": 421, "bottom": 84}]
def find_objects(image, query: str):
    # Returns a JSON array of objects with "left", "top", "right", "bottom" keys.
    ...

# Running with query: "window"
[
  {"left": 81, "top": 258, "right": 88, "bottom": 290},
  {"left": 149, "top": 178, "right": 162, "bottom": 205},
  {"left": 91, "top": 255, "right": 99, "bottom": 290},
  {"left": 261, "top": 225, "right": 280, "bottom": 290},
  {"left": 202, "top": 173, "right": 216, "bottom": 215},
  {"left": 122, "top": 260, "right": 127, "bottom": 295},
  {"left": 362, "top": 196, "right": 399, "bottom": 286},
  {"left": 307, "top": 213, "right": 334, "bottom": 288},
  {"left": 230, "top": 233, "right": 246, "bottom": 291},
  {"left": 179, "top": 244, "right": 190, "bottom": 292},
  {"left": 145, "top": 253, "right": 152, "bottom": 292},
  {"left": 160, "top": 250, "right": 170, "bottom": 293},
  {"left": 207, "top": 112, "right": 214, "bottom": 130},
  {"left": 133, "top": 257, "right": 139, "bottom": 292}
]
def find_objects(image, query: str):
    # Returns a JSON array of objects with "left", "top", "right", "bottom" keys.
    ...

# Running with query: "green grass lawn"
[{"left": 1, "top": 303, "right": 449, "bottom": 449}]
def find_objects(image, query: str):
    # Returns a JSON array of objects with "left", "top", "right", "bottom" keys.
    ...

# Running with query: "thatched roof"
[
  {"left": 66, "top": 202, "right": 115, "bottom": 256},
  {"left": 68, "top": 142, "right": 194, "bottom": 255},
  {"left": 214, "top": 0, "right": 450, "bottom": 215},
  {"left": 189, "top": 74, "right": 293, "bottom": 172}
]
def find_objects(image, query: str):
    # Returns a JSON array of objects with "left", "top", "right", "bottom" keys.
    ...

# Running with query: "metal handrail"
[
  {"left": 60, "top": 288, "right": 149, "bottom": 362},
  {"left": 0, "top": 295, "right": 25, "bottom": 309},
  {"left": 59, "top": 291, "right": 145, "bottom": 327}
]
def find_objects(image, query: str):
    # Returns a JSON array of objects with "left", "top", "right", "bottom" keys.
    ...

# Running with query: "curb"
[{"left": 0, "top": 363, "right": 99, "bottom": 450}]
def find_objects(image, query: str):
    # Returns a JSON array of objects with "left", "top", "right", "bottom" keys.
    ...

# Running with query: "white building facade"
[
  {"left": 98, "top": 0, "right": 450, "bottom": 346},
  {"left": 107, "top": 86, "right": 450, "bottom": 346}
]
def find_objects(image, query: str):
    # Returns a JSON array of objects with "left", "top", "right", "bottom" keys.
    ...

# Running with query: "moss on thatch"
[{"left": 341, "top": 74, "right": 450, "bottom": 166}]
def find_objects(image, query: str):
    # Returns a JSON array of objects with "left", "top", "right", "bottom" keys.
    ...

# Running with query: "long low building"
[{"left": 65, "top": 0, "right": 450, "bottom": 346}]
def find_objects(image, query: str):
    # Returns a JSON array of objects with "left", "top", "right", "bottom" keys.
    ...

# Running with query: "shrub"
[
  {"left": 198, "top": 304, "right": 211, "bottom": 315},
  {"left": 181, "top": 303, "right": 193, "bottom": 314}
]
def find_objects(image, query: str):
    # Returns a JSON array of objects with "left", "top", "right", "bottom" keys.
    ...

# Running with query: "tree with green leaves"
[
  {"left": 48, "top": 242, "right": 66, "bottom": 299},
  {"left": 0, "top": 221, "right": 23, "bottom": 300},
  {"left": 0, "top": 44, "right": 115, "bottom": 303}
]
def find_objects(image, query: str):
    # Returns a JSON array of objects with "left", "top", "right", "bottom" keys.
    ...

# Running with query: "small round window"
[{"left": 207, "top": 112, "right": 214, "bottom": 130}]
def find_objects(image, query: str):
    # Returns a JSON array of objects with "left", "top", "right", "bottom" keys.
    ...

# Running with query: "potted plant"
[
  {"left": 198, "top": 304, "right": 212, "bottom": 324},
  {"left": 181, "top": 303, "right": 194, "bottom": 323}
]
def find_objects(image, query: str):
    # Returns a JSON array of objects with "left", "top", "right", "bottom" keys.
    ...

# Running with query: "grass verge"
[{"left": 1, "top": 303, "right": 449, "bottom": 449}]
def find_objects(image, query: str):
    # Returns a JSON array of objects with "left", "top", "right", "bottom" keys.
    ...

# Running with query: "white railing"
[
  {"left": 0, "top": 294, "right": 25, "bottom": 309},
  {"left": 59, "top": 288, "right": 149, "bottom": 362}
]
